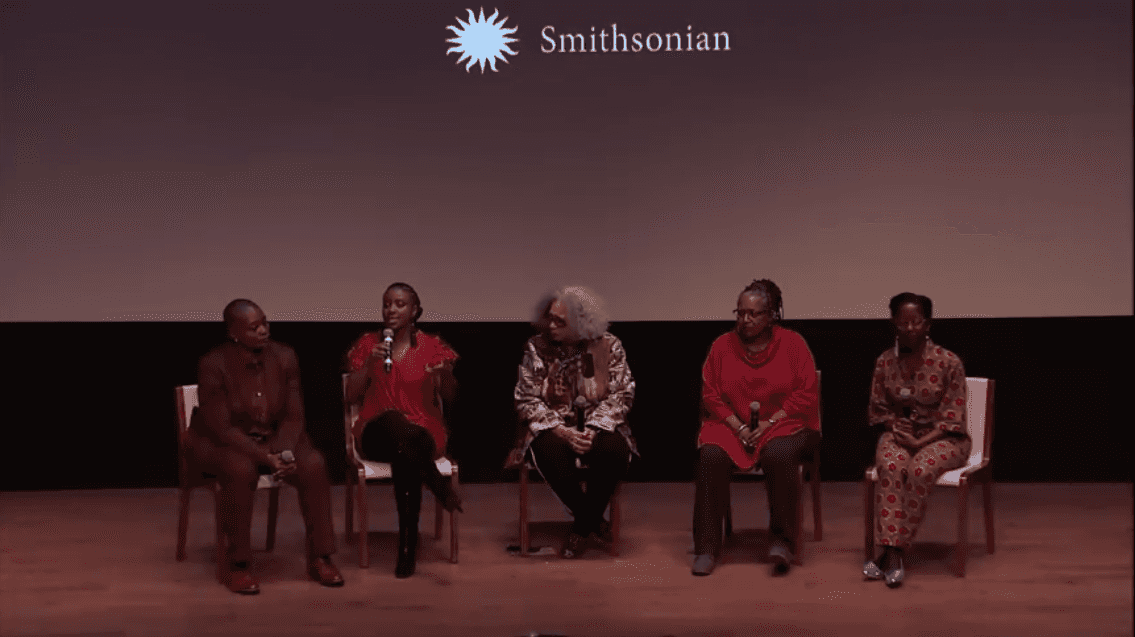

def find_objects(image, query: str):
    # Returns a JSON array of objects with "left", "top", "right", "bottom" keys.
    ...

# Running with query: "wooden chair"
[
  {"left": 864, "top": 377, "right": 995, "bottom": 577},
  {"left": 723, "top": 371, "right": 823, "bottom": 566},
  {"left": 506, "top": 450, "right": 623, "bottom": 557},
  {"left": 174, "top": 384, "right": 282, "bottom": 583},
  {"left": 341, "top": 374, "right": 458, "bottom": 568}
]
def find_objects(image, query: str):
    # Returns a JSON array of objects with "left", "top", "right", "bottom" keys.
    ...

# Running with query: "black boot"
[
  {"left": 395, "top": 521, "right": 418, "bottom": 578},
  {"left": 394, "top": 486, "right": 420, "bottom": 579}
]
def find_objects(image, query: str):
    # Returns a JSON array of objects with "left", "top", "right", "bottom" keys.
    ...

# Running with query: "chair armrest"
[{"left": 864, "top": 466, "right": 878, "bottom": 481}]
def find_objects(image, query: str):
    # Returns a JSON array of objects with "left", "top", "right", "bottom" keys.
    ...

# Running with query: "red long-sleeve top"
[
  {"left": 698, "top": 326, "right": 820, "bottom": 470},
  {"left": 346, "top": 331, "right": 458, "bottom": 455}
]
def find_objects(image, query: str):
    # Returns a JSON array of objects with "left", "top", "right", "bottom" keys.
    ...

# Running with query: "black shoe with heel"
[
  {"left": 395, "top": 523, "right": 418, "bottom": 578},
  {"left": 394, "top": 486, "right": 421, "bottom": 579}
]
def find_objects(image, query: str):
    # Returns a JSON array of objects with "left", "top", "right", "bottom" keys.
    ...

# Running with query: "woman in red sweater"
[
  {"left": 343, "top": 282, "right": 462, "bottom": 578},
  {"left": 691, "top": 279, "right": 820, "bottom": 577}
]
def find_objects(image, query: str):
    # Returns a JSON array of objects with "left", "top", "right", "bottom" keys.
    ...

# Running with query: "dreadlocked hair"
[{"left": 740, "top": 279, "right": 784, "bottom": 321}]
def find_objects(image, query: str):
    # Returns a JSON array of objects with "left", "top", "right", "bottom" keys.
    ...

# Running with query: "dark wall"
[{"left": 1, "top": 317, "right": 1130, "bottom": 491}]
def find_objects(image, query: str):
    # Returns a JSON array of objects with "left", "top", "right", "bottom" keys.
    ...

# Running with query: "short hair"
[
  {"left": 386, "top": 282, "right": 423, "bottom": 322},
  {"left": 739, "top": 279, "right": 784, "bottom": 321},
  {"left": 532, "top": 285, "right": 610, "bottom": 342},
  {"left": 889, "top": 292, "right": 932, "bottom": 320},
  {"left": 222, "top": 299, "right": 260, "bottom": 328}
]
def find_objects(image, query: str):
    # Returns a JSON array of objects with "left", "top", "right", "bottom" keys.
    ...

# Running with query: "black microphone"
[
  {"left": 576, "top": 352, "right": 595, "bottom": 431},
  {"left": 744, "top": 401, "right": 761, "bottom": 453},
  {"left": 382, "top": 328, "right": 394, "bottom": 373},
  {"left": 574, "top": 395, "right": 588, "bottom": 433},
  {"left": 899, "top": 387, "right": 912, "bottom": 419}
]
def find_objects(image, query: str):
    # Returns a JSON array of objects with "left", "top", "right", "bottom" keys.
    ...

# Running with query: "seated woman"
[
  {"left": 864, "top": 292, "right": 969, "bottom": 588},
  {"left": 692, "top": 279, "right": 820, "bottom": 577},
  {"left": 514, "top": 286, "right": 636, "bottom": 559},
  {"left": 188, "top": 299, "right": 343, "bottom": 594},
  {"left": 344, "top": 282, "right": 462, "bottom": 579}
]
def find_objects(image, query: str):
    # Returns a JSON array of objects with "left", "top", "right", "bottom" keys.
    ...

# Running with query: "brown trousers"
[{"left": 189, "top": 430, "right": 336, "bottom": 564}]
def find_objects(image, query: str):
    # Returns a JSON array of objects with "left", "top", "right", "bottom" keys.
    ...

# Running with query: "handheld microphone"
[
  {"left": 279, "top": 450, "right": 295, "bottom": 464},
  {"left": 382, "top": 328, "right": 394, "bottom": 373},
  {"left": 574, "top": 395, "right": 588, "bottom": 433},
  {"left": 899, "top": 387, "right": 912, "bottom": 419},
  {"left": 744, "top": 401, "right": 761, "bottom": 453}
]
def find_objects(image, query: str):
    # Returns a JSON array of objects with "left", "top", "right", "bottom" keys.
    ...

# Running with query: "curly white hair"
[{"left": 532, "top": 285, "right": 610, "bottom": 342}]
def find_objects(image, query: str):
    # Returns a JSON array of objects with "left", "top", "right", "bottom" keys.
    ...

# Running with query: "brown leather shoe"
[
  {"left": 226, "top": 568, "right": 260, "bottom": 595},
  {"left": 308, "top": 557, "right": 345, "bottom": 587}
]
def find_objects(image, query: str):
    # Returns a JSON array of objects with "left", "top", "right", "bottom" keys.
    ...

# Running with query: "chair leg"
[
  {"left": 792, "top": 465, "right": 804, "bottom": 566},
  {"left": 609, "top": 486, "right": 621, "bottom": 557},
  {"left": 212, "top": 487, "right": 226, "bottom": 584},
  {"left": 519, "top": 465, "right": 530, "bottom": 555},
  {"left": 864, "top": 477, "right": 876, "bottom": 562},
  {"left": 357, "top": 476, "right": 369, "bottom": 569},
  {"left": 982, "top": 480, "right": 995, "bottom": 554},
  {"left": 811, "top": 462, "right": 823, "bottom": 542},
  {"left": 954, "top": 480, "right": 970, "bottom": 577},
  {"left": 434, "top": 499, "right": 444, "bottom": 541},
  {"left": 724, "top": 482, "right": 733, "bottom": 538},
  {"left": 265, "top": 486, "right": 280, "bottom": 552},
  {"left": 450, "top": 466, "right": 460, "bottom": 564},
  {"left": 345, "top": 472, "right": 354, "bottom": 544},
  {"left": 177, "top": 487, "right": 192, "bottom": 562}
]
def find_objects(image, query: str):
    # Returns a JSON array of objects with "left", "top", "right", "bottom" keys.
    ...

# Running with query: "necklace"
[{"left": 745, "top": 336, "right": 771, "bottom": 354}]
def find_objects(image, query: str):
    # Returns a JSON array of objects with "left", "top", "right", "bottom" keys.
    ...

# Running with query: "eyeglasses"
[
  {"left": 733, "top": 309, "right": 772, "bottom": 320},
  {"left": 546, "top": 314, "right": 568, "bottom": 327},
  {"left": 894, "top": 319, "right": 927, "bottom": 330}
]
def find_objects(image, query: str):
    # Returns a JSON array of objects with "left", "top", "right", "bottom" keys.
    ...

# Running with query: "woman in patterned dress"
[
  {"left": 514, "top": 285, "right": 636, "bottom": 559},
  {"left": 864, "top": 292, "right": 970, "bottom": 588},
  {"left": 691, "top": 279, "right": 821, "bottom": 576},
  {"left": 343, "top": 282, "right": 462, "bottom": 578}
]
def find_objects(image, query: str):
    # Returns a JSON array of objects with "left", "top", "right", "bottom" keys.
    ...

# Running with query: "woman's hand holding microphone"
[{"left": 554, "top": 423, "right": 594, "bottom": 454}]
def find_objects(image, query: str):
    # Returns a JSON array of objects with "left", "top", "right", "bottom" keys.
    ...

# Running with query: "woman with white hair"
[{"left": 514, "top": 286, "right": 636, "bottom": 559}]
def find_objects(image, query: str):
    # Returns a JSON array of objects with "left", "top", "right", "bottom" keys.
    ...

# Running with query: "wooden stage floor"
[{"left": 1, "top": 482, "right": 1130, "bottom": 637}]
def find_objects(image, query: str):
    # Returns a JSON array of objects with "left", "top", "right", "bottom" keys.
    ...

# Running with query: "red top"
[
  {"left": 698, "top": 326, "right": 820, "bottom": 470},
  {"left": 346, "top": 331, "right": 458, "bottom": 454}
]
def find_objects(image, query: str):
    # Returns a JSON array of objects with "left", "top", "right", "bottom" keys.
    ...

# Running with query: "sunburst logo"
[{"left": 446, "top": 7, "right": 518, "bottom": 73}]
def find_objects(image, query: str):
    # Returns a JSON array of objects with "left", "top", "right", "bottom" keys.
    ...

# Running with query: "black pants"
[
  {"left": 692, "top": 428, "right": 821, "bottom": 556},
  {"left": 529, "top": 429, "right": 631, "bottom": 537},
  {"left": 359, "top": 411, "right": 448, "bottom": 528},
  {"left": 190, "top": 431, "right": 336, "bottom": 564}
]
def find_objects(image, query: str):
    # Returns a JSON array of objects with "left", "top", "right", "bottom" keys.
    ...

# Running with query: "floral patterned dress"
[{"left": 869, "top": 339, "right": 971, "bottom": 548}]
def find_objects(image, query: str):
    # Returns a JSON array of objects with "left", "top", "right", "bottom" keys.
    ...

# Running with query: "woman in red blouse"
[
  {"left": 691, "top": 280, "right": 821, "bottom": 577},
  {"left": 343, "top": 283, "right": 462, "bottom": 578},
  {"left": 863, "top": 293, "right": 970, "bottom": 588}
]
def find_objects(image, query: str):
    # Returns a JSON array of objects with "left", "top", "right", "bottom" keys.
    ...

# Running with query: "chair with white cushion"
[
  {"left": 863, "top": 377, "right": 996, "bottom": 577},
  {"left": 341, "top": 374, "right": 458, "bottom": 568},
  {"left": 174, "top": 384, "right": 283, "bottom": 583}
]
